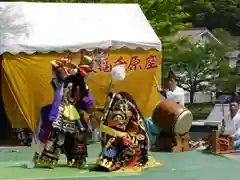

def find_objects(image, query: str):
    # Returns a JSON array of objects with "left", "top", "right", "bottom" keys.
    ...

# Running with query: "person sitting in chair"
[
  {"left": 220, "top": 97, "right": 240, "bottom": 151},
  {"left": 144, "top": 70, "right": 185, "bottom": 146}
]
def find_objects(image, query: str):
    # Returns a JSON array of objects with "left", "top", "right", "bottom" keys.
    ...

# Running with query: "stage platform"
[{"left": 0, "top": 143, "right": 239, "bottom": 180}]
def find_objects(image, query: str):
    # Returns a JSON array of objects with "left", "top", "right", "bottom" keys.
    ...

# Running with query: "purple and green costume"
[
  {"left": 37, "top": 89, "right": 93, "bottom": 143},
  {"left": 33, "top": 64, "right": 94, "bottom": 169}
]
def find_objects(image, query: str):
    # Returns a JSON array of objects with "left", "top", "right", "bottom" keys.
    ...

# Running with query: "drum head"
[{"left": 174, "top": 110, "right": 193, "bottom": 135}]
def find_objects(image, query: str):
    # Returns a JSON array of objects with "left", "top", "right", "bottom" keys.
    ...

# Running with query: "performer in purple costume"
[
  {"left": 28, "top": 57, "right": 95, "bottom": 169},
  {"left": 76, "top": 89, "right": 94, "bottom": 111}
]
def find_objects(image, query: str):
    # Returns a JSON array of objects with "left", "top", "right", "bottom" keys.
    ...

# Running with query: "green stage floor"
[{"left": 0, "top": 143, "right": 239, "bottom": 180}]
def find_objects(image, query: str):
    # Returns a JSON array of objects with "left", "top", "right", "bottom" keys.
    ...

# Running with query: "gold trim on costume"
[{"left": 100, "top": 125, "right": 127, "bottom": 138}]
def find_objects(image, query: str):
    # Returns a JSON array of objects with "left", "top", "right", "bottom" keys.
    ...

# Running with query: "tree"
[
  {"left": 182, "top": 0, "right": 240, "bottom": 35},
  {"left": 213, "top": 29, "right": 240, "bottom": 93},
  {"left": 8, "top": 0, "right": 104, "bottom": 2},
  {"left": 137, "top": 0, "right": 191, "bottom": 37},
  {"left": 163, "top": 32, "right": 230, "bottom": 103},
  {"left": 215, "top": 64, "right": 240, "bottom": 93}
]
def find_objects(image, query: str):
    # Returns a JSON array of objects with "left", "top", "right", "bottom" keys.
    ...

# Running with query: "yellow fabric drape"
[
  {"left": 1, "top": 49, "right": 161, "bottom": 131},
  {"left": 1, "top": 69, "right": 28, "bottom": 128}
]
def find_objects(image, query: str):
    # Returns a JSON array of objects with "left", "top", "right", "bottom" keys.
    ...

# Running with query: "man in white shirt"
[
  {"left": 144, "top": 70, "right": 185, "bottom": 145},
  {"left": 220, "top": 97, "right": 240, "bottom": 150}
]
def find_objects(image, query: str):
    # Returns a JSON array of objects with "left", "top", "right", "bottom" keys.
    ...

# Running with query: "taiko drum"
[{"left": 152, "top": 100, "right": 193, "bottom": 135}]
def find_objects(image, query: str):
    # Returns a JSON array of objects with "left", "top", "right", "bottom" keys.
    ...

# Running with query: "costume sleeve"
[
  {"left": 160, "top": 90, "right": 167, "bottom": 98},
  {"left": 51, "top": 60, "right": 67, "bottom": 81},
  {"left": 75, "top": 89, "right": 94, "bottom": 111}
]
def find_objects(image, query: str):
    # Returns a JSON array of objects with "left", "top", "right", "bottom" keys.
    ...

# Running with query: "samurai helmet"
[
  {"left": 80, "top": 55, "right": 94, "bottom": 66},
  {"left": 78, "top": 53, "right": 105, "bottom": 76},
  {"left": 80, "top": 53, "right": 103, "bottom": 65},
  {"left": 78, "top": 55, "right": 96, "bottom": 77}
]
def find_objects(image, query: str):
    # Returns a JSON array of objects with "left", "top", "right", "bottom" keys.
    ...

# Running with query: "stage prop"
[
  {"left": 197, "top": 103, "right": 236, "bottom": 154},
  {"left": 201, "top": 129, "right": 235, "bottom": 154},
  {"left": 152, "top": 100, "right": 193, "bottom": 152},
  {"left": 205, "top": 131, "right": 234, "bottom": 154}
]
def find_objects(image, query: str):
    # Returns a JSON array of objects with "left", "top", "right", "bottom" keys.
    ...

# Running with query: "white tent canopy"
[{"left": 0, "top": 2, "right": 161, "bottom": 55}]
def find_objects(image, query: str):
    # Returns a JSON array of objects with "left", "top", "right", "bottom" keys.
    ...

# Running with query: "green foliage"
[
  {"left": 216, "top": 62, "right": 240, "bottom": 93},
  {"left": 164, "top": 28, "right": 239, "bottom": 96},
  {"left": 216, "top": 72, "right": 240, "bottom": 93},
  {"left": 212, "top": 28, "right": 240, "bottom": 93},
  {"left": 169, "top": 42, "right": 224, "bottom": 91},
  {"left": 138, "top": 0, "right": 191, "bottom": 37},
  {"left": 186, "top": 102, "right": 213, "bottom": 119},
  {"left": 8, "top": 0, "right": 104, "bottom": 2},
  {"left": 182, "top": 0, "right": 240, "bottom": 35},
  {"left": 163, "top": 29, "right": 233, "bottom": 102}
]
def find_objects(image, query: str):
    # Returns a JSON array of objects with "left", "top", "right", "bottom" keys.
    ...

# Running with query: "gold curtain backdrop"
[{"left": 1, "top": 49, "right": 161, "bottom": 131}]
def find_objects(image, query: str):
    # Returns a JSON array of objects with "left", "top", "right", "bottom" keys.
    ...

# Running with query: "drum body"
[{"left": 152, "top": 100, "right": 193, "bottom": 135}]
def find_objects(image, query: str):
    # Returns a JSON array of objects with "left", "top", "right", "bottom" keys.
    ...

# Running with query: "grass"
[
  {"left": 186, "top": 103, "right": 214, "bottom": 120},
  {"left": 186, "top": 103, "right": 214, "bottom": 114}
]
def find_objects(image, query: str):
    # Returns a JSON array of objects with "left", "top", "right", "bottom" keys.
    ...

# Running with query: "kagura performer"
[
  {"left": 28, "top": 56, "right": 96, "bottom": 169},
  {"left": 91, "top": 91, "right": 149, "bottom": 172}
]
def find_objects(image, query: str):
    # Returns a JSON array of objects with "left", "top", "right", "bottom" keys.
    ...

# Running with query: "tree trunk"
[{"left": 190, "top": 91, "right": 195, "bottom": 104}]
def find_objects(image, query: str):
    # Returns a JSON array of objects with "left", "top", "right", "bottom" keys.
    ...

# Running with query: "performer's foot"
[
  {"left": 78, "top": 158, "right": 87, "bottom": 168},
  {"left": 68, "top": 157, "right": 86, "bottom": 168}
]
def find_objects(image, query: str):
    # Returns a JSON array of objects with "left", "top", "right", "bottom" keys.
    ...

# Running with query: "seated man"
[
  {"left": 144, "top": 70, "right": 185, "bottom": 146},
  {"left": 219, "top": 97, "right": 240, "bottom": 151}
]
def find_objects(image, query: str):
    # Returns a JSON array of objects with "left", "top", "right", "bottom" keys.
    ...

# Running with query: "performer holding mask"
[{"left": 144, "top": 70, "right": 185, "bottom": 145}]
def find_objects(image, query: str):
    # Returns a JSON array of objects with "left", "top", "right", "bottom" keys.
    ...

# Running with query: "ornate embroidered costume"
[
  {"left": 93, "top": 92, "right": 149, "bottom": 172},
  {"left": 32, "top": 57, "right": 94, "bottom": 169}
]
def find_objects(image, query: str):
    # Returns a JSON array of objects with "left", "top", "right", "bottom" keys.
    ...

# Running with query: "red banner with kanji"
[{"left": 99, "top": 48, "right": 162, "bottom": 72}]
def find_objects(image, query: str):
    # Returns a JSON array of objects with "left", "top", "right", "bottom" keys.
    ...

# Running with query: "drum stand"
[
  {"left": 155, "top": 132, "right": 192, "bottom": 152},
  {"left": 205, "top": 102, "right": 234, "bottom": 154},
  {"left": 205, "top": 130, "right": 234, "bottom": 154},
  {"left": 173, "top": 133, "right": 192, "bottom": 152}
]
